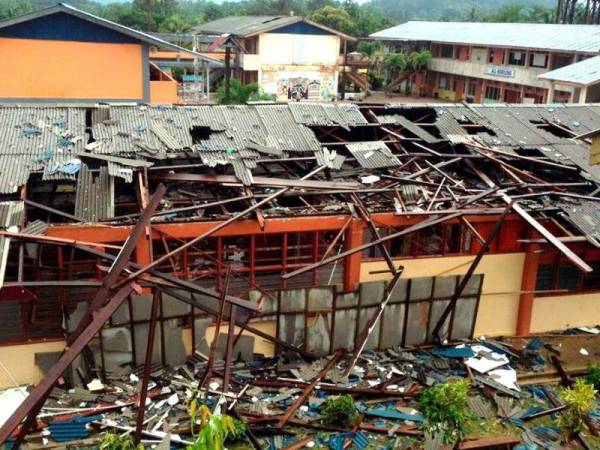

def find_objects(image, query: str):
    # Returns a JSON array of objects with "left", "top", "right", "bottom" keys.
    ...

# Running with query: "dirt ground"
[{"left": 502, "top": 333, "right": 600, "bottom": 382}]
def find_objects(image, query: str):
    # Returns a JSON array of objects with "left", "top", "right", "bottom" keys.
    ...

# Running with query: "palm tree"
[
  {"left": 406, "top": 50, "right": 432, "bottom": 95},
  {"left": 357, "top": 41, "right": 382, "bottom": 88},
  {"left": 382, "top": 53, "right": 407, "bottom": 81}
]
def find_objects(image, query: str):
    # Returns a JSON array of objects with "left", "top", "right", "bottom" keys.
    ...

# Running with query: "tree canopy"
[{"left": 0, "top": 0, "right": 560, "bottom": 36}]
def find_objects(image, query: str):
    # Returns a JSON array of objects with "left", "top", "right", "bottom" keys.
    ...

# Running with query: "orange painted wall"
[
  {"left": 0, "top": 37, "right": 144, "bottom": 100},
  {"left": 150, "top": 80, "right": 179, "bottom": 104}
]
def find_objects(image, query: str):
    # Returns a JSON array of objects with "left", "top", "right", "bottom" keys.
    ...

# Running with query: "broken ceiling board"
[{"left": 346, "top": 141, "right": 401, "bottom": 169}]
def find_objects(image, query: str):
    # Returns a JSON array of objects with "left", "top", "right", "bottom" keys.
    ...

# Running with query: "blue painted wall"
[
  {"left": 0, "top": 12, "right": 139, "bottom": 43},
  {"left": 270, "top": 22, "right": 334, "bottom": 36}
]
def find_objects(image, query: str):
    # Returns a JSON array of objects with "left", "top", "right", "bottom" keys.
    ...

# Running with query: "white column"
[
  {"left": 547, "top": 83, "right": 555, "bottom": 104},
  {"left": 579, "top": 86, "right": 588, "bottom": 104}
]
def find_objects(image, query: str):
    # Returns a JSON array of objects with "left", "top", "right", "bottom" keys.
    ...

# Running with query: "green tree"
[
  {"left": 310, "top": 5, "right": 356, "bottom": 35},
  {"left": 357, "top": 41, "right": 381, "bottom": 59},
  {"left": 216, "top": 79, "right": 272, "bottom": 104},
  {"left": 558, "top": 379, "right": 597, "bottom": 435},
  {"left": 158, "top": 14, "right": 194, "bottom": 33},
  {"left": 0, "top": 0, "right": 33, "bottom": 21},
  {"left": 419, "top": 380, "right": 474, "bottom": 444},
  {"left": 382, "top": 52, "right": 407, "bottom": 82},
  {"left": 405, "top": 50, "right": 432, "bottom": 94},
  {"left": 203, "top": 2, "right": 226, "bottom": 22}
]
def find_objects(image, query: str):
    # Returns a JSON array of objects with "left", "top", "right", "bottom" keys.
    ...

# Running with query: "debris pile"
[{"left": 4, "top": 333, "right": 600, "bottom": 449}]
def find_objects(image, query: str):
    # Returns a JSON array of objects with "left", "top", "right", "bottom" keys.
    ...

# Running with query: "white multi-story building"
[{"left": 371, "top": 21, "right": 600, "bottom": 104}]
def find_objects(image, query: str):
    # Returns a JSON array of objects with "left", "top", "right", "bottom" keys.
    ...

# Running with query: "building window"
[
  {"left": 535, "top": 257, "right": 600, "bottom": 295},
  {"left": 472, "top": 47, "right": 486, "bottom": 63},
  {"left": 439, "top": 45, "right": 454, "bottom": 58},
  {"left": 484, "top": 85, "right": 501, "bottom": 101},
  {"left": 467, "top": 81, "right": 477, "bottom": 97},
  {"left": 508, "top": 50, "right": 525, "bottom": 66},
  {"left": 438, "top": 75, "right": 448, "bottom": 89},
  {"left": 529, "top": 53, "right": 548, "bottom": 68}
]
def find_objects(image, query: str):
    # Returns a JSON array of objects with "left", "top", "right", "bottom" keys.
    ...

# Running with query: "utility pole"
[{"left": 224, "top": 44, "right": 231, "bottom": 103}]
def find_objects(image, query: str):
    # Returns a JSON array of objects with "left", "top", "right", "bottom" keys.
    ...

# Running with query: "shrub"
[
  {"left": 226, "top": 418, "right": 247, "bottom": 442},
  {"left": 320, "top": 395, "right": 359, "bottom": 427},
  {"left": 586, "top": 364, "right": 600, "bottom": 391},
  {"left": 558, "top": 378, "right": 597, "bottom": 434},
  {"left": 99, "top": 432, "right": 143, "bottom": 450},
  {"left": 419, "top": 380, "right": 473, "bottom": 444},
  {"left": 185, "top": 402, "right": 238, "bottom": 450}
]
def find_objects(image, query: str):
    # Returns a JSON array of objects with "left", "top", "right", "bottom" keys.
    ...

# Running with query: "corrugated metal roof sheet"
[
  {"left": 382, "top": 114, "right": 441, "bottom": 143},
  {"left": 346, "top": 142, "right": 400, "bottom": 169},
  {"left": 371, "top": 21, "right": 600, "bottom": 53},
  {"left": 192, "top": 15, "right": 299, "bottom": 36},
  {"left": 288, "top": 103, "right": 368, "bottom": 129},
  {"left": 539, "top": 55, "right": 600, "bottom": 86},
  {"left": 74, "top": 165, "right": 114, "bottom": 222},
  {"left": 0, "top": 201, "right": 24, "bottom": 287},
  {"left": 559, "top": 200, "right": 600, "bottom": 247}
]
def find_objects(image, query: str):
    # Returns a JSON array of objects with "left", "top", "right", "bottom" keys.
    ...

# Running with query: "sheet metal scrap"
[{"left": 346, "top": 141, "right": 401, "bottom": 169}]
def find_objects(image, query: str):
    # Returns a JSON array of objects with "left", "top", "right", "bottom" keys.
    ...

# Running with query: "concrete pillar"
[
  {"left": 343, "top": 220, "right": 364, "bottom": 292},
  {"left": 579, "top": 86, "right": 588, "bottom": 104},
  {"left": 516, "top": 243, "right": 540, "bottom": 336},
  {"left": 547, "top": 83, "right": 555, "bottom": 104}
]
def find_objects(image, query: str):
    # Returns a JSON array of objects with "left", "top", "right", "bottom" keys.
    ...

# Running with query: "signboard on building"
[
  {"left": 486, "top": 66, "right": 516, "bottom": 78},
  {"left": 260, "top": 69, "right": 338, "bottom": 101}
]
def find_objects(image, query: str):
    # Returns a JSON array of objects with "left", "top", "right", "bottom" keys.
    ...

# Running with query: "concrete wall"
[
  {"left": 531, "top": 292, "right": 600, "bottom": 333},
  {"left": 258, "top": 33, "right": 340, "bottom": 66},
  {"left": 0, "top": 340, "right": 66, "bottom": 389},
  {"left": 150, "top": 80, "right": 178, "bottom": 104},
  {"left": 256, "top": 32, "right": 340, "bottom": 101},
  {"left": 360, "top": 253, "right": 526, "bottom": 337},
  {"left": 0, "top": 38, "right": 144, "bottom": 100}
]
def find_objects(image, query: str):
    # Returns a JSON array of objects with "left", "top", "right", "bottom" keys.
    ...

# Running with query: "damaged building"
[{"left": 0, "top": 101, "right": 600, "bottom": 447}]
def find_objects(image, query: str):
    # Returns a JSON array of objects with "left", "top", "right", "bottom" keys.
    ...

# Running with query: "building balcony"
[{"left": 431, "top": 57, "right": 549, "bottom": 89}]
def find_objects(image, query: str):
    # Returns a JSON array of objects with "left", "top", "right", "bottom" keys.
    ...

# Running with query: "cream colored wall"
[
  {"left": 359, "top": 253, "right": 526, "bottom": 337},
  {"left": 0, "top": 340, "right": 66, "bottom": 389},
  {"left": 258, "top": 33, "right": 340, "bottom": 66},
  {"left": 182, "top": 321, "right": 278, "bottom": 357},
  {"left": 531, "top": 292, "right": 600, "bottom": 333}
]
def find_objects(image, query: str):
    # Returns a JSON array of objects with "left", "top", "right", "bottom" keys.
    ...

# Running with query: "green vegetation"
[
  {"left": 419, "top": 380, "right": 474, "bottom": 444},
  {"left": 215, "top": 79, "right": 273, "bottom": 104},
  {"left": 185, "top": 402, "right": 242, "bottom": 450},
  {"left": 558, "top": 378, "right": 597, "bottom": 435},
  {"left": 99, "top": 432, "right": 144, "bottom": 450},
  {"left": 320, "top": 395, "right": 359, "bottom": 427},
  {"left": 586, "top": 364, "right": 600, "bottom": 391},
  {"left": 382, "top": 53, "right": 407, "bottom": 78},
  {"left": 0, "top": 1, "right": 563, "bottom": 38}
]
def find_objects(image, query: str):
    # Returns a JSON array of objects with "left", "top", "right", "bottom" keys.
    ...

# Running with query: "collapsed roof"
[{"left": 1, "top": 101, "right": 600, "bottom": 284}]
